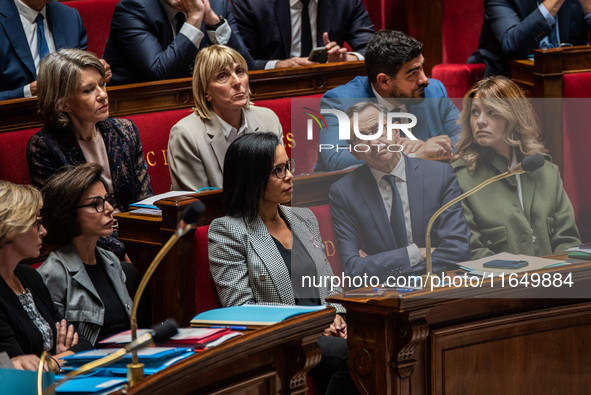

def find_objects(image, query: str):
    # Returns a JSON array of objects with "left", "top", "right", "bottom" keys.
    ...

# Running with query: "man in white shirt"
[
  {"left": 231, "top": 0, "right": 375, "bottom": 70},
  {"left": 0, "top": 0, "right": 88, "bottom": 100}
]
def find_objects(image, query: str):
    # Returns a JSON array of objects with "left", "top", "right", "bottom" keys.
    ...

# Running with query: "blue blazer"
[
  {"left": 103, "top": 0, "right": 253, "bottom": 85},
  {"left": 231, "top": 0, "right": 375, "bottom": 70},
  {"left": 469, "top": 0, "right": 591, "bottom": 77},
  {"left": 0, "top": 0, "right": 87, "bottom": 101},
  {"left": 316, "top": 76, "right": 461, "bottom": 171},
  {"left": 328, "top": 157, "right": 471, "bottom": 281}
]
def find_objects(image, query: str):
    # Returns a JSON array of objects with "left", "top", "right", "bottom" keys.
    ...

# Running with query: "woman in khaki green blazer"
[{"left": 451, "top": 76, "right": 580, "bottom": 259}]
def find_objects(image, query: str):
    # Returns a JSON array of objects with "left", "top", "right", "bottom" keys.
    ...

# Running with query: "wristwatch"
[{"left": 206, "top": 15, "right": 225, "bottom": 31}]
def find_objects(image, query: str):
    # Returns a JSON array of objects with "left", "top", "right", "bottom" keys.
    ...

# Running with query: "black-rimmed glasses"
[
  {"left": 77, "top": 193, "right": 115, "bottom": 213},
  {"left": 272, "top": 159, "right": 295, "bottom": 179},
  {"left": 34, "top": 216, "right": 43, "bottom": 231}
]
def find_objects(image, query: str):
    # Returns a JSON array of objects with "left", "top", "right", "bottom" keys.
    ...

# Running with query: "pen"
[{"left": 209, "top": 325, "right": 248, "bottom": 330}]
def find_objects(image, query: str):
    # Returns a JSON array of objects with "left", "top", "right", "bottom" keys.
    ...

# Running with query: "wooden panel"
[
  {"left": 0, "top": 61, "right": 366, "bottom": 133},
  {"left": 327, "top": 260, "right": 591, "bottom": 395},
  {"left": 114, "top": 308, "right": 334, "bottom": 395},
  {"left": 432, "top": 303, "right": 591, "bottom": 395}
]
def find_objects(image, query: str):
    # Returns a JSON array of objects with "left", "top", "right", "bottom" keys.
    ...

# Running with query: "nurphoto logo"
[{"left": 304, "top": 108, "right": 419, "bottom": 153}]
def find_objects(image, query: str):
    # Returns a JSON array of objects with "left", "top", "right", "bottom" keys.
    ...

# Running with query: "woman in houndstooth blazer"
[{"left": 208, "top": 132, "right": 360, "bottom": 395}]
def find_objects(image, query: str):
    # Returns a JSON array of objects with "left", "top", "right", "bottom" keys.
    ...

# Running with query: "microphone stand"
[
  {"left": 423, "top": 164, "right": 530, "bottom": 287},
  {"left": 127, "top": 219, "right": 194, "bottom": 387}
]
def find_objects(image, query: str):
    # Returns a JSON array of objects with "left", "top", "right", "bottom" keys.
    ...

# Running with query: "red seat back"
[
  {"left": 64, "top": 0, "right": 119, "bottom": 57},
  {"left": 441, "top": 0, "right": 484, "bottom": 64},
  {"left": 0, "top": 128, "right": 37, "bottom": 184},
  {"left": 255, "top": 94, "right": 323, "bottom": 175},
  {"left": 562, "top": 73, "right": 591, "bottom": 239},
  {"left": 308, "top": 205, "right": 342, "bottom": 277},
  {"left": 126, "top": 108, "right": 191, "bottom": 195},
  {"left": 432, "top": 0, "right": 485, "bottom": 99},
  {"left": 193, "top": 225, "right": 222, "bottom": 314}
]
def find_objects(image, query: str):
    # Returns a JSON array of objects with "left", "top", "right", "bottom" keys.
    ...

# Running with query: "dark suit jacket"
[
  {"left": 0, "top": 265, "right": 91, "bottom": 358},
  {"left": 231, "top": 0, "right": 375, "bottom": 70},
  {"left": 104, "top": 0, "right": 253, "bottom": 85},
  {"left": 329, "top": 157, "right": 471, "bottom": 281},
  {"left": 469, "top": 0, "right": 591, "bottom": 76},
  {"left": 0, "top": 0, "right": 87, "bottom": 101},
  {"left": 316, "top": 76, "right": 461, "bottom": 171}
]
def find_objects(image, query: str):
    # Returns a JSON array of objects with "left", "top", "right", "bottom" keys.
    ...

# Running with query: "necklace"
[{"left": 10, "top": 278, "right": 26, "bottom": 295}]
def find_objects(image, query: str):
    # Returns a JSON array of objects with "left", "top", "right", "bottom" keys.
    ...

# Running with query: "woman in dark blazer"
[
  {"left": 38, "top": 164, "right": 133, "bottom": 347},
  {"left": 0, "top": 181, "right": 90, "bottom": 371},
  {"left": 208, "top": 132, "right": 359, "bottom": 395}
]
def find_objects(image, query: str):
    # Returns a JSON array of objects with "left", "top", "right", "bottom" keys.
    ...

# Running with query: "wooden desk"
[
  {"left": 511, "top": 46, "right": 591, "bottom": 171},
  {"left": 112, "top": 308, "right": 335, "bottom": 395},
  {"left": 327, "top": 261, "right": 591, "bottom": 395},
  {"left": 0, "top": 61, "right": 365, "bottom": 133}
]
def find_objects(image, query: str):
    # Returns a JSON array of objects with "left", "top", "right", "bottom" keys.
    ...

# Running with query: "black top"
[
  {"left": 0, "top": 265, "right": 91, "bottom": 358},
  {"left": 84, "top": 261, "right": 130, "bottom": 343},
  {"left": 272, "top": 235, "right": 320, "bottom": 306}
]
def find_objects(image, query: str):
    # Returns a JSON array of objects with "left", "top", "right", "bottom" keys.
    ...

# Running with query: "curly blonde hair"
[
  {"left": 0, "top": 182, "right": 42, "bottom": 248},
  {"left": 453, "top": 76, "right": 545, "bottom": 173}
]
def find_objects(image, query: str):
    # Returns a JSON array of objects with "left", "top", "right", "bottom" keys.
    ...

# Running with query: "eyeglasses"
[
  {"left": 34, "top": 216, "right": 43, "bottom": 231},
  {"left": 271, "top": 159, "right": 295, "bottom": 179},
  {"left": 77, "top": 193, "right": 115, "bottom": 213}
]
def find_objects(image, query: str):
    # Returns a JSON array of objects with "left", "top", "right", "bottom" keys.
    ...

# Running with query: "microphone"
[
  {"left": 176, "top": 201, "right": 206, "bottom": 237},
  {"left": 509, "top": 153, "right": 545, "bottom": 174},
  {"left": 423, "top": 154, "right": 546, "bottom": 285},
  {"left": 127, "top": 201, "right": 205, "bottom": 386},
  {"left": 39, "top": 320, "right": 178, "bottom": 395}
]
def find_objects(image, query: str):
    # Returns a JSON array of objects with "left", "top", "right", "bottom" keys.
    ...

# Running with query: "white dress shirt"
[
  {"left": 265, "top": 0, "right": 363, "bottom": 69},
  {"left": 369, "top": 155, "right": 422, "bottom": 267},
  {"left": 14, "top": 0, "right": 56, "bottom": 97},
  {"left": 159, "top": 0, "right": 231, "bottom": 48},
  {"left": 215, "top": 110, "right": 249, "bottom": 144}
]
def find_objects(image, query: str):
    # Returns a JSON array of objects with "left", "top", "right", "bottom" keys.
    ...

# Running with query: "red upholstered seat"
[
  {"left": 64, "top": 0, "right": 119, "bottom": 57},
  {"left": 0, "top": 127, "right": 37, "bottom": 184},
  {"left": 432, "top": 63, "right": 485, "bottom": 101},
  {"left": 126, "top": 108, "right": 192, "bottom": 195},
  {"left": 308, "top": 205, "right": 342, "bottom": 278},
  {"left": 431, "top": 0, "right": 485, "bottom": 100},
  {"left": 193, "top": 225, "right": 222, "bottom": 314},
  {"left": 562, "top": 73, "right": 591, "bottom": 240},
  {"left": 255, "top": 94, "right": 323, "bottom": 175}
]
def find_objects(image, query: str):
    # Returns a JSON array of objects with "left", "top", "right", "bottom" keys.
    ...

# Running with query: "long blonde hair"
[{"left": 453, "top": 76, "right": 545, "bottom": 172}]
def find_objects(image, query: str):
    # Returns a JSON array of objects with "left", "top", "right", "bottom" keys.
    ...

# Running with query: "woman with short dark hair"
[
  {"left": 38, "top": 163, "right": 133, "bottom": 346},
  {"left": 0, "top": 181, "right": 90, "bottom": 371},
  {"left": 208, "top": 132, "right": 359, "bottom": 395}
]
